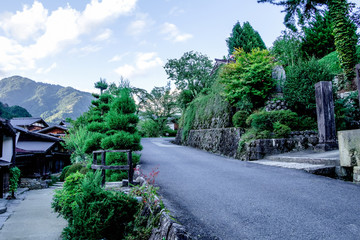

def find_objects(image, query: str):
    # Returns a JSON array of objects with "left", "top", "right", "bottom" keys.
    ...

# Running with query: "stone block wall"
[
  {"left": 338, "top": 129, "right": 360, "bottom": 183},
  {"left": 176, "top": 128, "right": 319, "bottom": 161},
  {"left": 241, "top": 131, "right": 319, "bottom": 160},
  {"left": 186, "top": 128, "right": 242, "bottom": 158}
]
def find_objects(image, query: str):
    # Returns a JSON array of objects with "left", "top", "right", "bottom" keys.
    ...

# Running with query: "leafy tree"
[
  {"left": 226, "top": 21, "right": 266, "bottom": 55},
  {"left": 141, "top": 82, "right": 179, "bottom": 136},
  {"left": 164, "top": 51, "right": 214, "bottom": 106},
  {"left": 270, "top": 30, "right": 302, "bottom": 66},
  {"left": 94, "top": 78, "right": 108, "bottom": 95},
  {"left": 300, "top": 11, "right": 336, "bottom": 59},
  {"left": 220, "top": 48, "right": 276, "bottom": 111},
  {"left": 258, "top": 0, "right": 359, "bottom": 85}
]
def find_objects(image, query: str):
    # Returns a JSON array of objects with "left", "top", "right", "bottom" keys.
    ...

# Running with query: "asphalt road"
[{"left": 140, "top": 138, "right": 360, "bottom": 240}]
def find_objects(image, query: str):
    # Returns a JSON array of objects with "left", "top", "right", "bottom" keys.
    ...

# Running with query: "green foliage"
[
  {"left": 164, "top": 51, "right": 214, "bottom": 103},
  {"left": 94, "top": 78, "right": 108, "bottom": 95},
  {"left": 86, "top": 121, "right": 108, "bottom": 133},
  {"left": 84, "top": 132, "right": 105, "bottom": 153},
  {"left": 101, "top": 131, "right": 142, "bottom": 151},
  {"left": 59, "top": 165, "right": 71, "bottom": 182},
  {"left": 63, "top": 125, "right": 93, "bottom": 163},
  {"left": 273, "top": 121, "right": 292, "bottom": 138},
  {"left": 226, "top": 21, "right": 267, "bottom": 55},
  {"left": 52, "top": 172, "right": 85, "bottom": 221},
  {"left": 61, "top": 172, "right": 139, "bottom": 240},
  {"left": 335, "top": 91, "right": 360, "bottom": 131},
  {"left": 138, "top": 119, "right": 160, "bottom": 137},
  {"left": 220, "top": 48, "right": 276, "bottom": 110},
  {"left": 141, "top": 82, "right": 179, "bottom": 136},
  {"left": 329, "top": 0, "right": 358, "bottom": 85},
  {"left": 300, "top": 11, "right": 336, "bottom": 59},
  {"left": 65, "top": 163, "right": 86, "bottom": 179},
  {"left": 283, "top": 58, "right": 334, "bottom": 117},
  {"left": 318, "top": 51, "right": 343, "bottom": 76},
  {"left": 246, "top": 110, "right": 298, "bottom": 132},
  {"left": 9, "top": 167, "right": 21, "bottom": 198},
  {"left": 180, "top": 78, "right": 230, "bottom": 141},
  {"left": 232, "top": 111, "right": 250, "bottom": 128},
  {"left": 270, "top": 30, "right": 302, "bottom": 67}
]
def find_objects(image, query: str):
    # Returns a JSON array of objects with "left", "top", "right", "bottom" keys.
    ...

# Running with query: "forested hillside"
[{"left": 0, "top": 76, "right": 94, "bottom": 123}]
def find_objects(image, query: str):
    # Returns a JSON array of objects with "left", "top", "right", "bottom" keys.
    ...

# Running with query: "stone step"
[
  {"left": 253, "top": 160, "right": 336, "bottom": 177},
  {"left": 266, "top": 150, "right": 340, "bottom": 166}
]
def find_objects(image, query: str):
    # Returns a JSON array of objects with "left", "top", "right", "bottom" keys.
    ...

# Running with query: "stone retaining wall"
[
  {"left": 242, "top": 131, "right": 319, "bottom": 160},
  {"left": 177, "top": 128, "right": 319, "bottom": 160}
]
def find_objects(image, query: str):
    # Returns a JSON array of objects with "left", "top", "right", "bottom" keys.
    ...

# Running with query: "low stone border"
[{"left": 134, "top": 166, "right": 191, "bottom": 240}]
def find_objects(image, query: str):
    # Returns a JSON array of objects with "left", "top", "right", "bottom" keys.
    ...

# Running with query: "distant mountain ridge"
[{"left": 0, "top": 76, "right": 94, "bottom": 123}]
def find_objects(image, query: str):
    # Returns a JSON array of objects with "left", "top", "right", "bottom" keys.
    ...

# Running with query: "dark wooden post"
[
  {"left": 356, "top": 64, "right": 360, "bottom": 105},
  {"left": 315, "top": 81, "right": 337, "bottom": 151},
  {"left": 127, "top": 151, "right": 133, "bottom": 185},
  {"left": 101, "top": 151, "right": 106, "bottom": 186}
]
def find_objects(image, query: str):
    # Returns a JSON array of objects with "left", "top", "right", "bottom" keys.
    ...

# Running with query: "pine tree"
[
  {"left": 226, "top": 21, "right": 266, "bottom": 56},
  {"left": 300, "top": 11, "right": 336, "bottom": 59}
]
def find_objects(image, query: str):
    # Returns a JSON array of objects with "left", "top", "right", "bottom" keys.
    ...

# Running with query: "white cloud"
[
  {"left": 0, "top": 1, "right": 48, "bottom": 42},
  {"left": 108, "top": 52, "right": 129, "bottom": 62},
  {"left": 0, "top": 0, "right": 137, "bottom": 73},
  {"left": 36, "top": 62, "right": 57, "bottom": 74},
  {"left": 93, "top": 29, "right": 112, "bottom": 41},
  {"left": 161, "top": 22, "right": 192, "bottom": 42},
  {"left": 114, "top": 52, "right": 163, "bottom": 78},
  {"left": 115, "top": 64, "right": 135, "bottom": 78},
  {"left": 126, "top": 13, "right": 154, "bottom": 36},
  {"left": 169, "top": 7, "right": 184, "bottom": 16}
]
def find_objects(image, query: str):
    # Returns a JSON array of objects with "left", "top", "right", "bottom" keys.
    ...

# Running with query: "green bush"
[
  {"left": 273, "top": 121, "right": 291, "bottom": 138},
  {"left": 246, "top": 110, "right": 298, "bottom": 132},
  {"left": 232, "top": 111, "right": 250, "bottom": 128},
  {"left": 138, "top": 119, "right": 159, "bottom": 137},
  {"left": 220, "top": 48, "right": 276, "bottom": 110},
  {"left": 59, "top": 165, "right": 71, "bottom": 182},
  {"left": 61, "top": 172, "right": 139, "bottom": 240},
  {"left": 65, "top": 163, "right": 86, "bottom": 179},
  {"left": 335, "top": 91, "right": 360, "bottom": 131},
  {"left": 162, "top": 128, "right": 177, "bottom": 137},
  {"left": 9, "top": 167, "right": 21, "bottom": 198},
  {"left": 52, "top": 172, "right": 85, "bottom": 221},
  {"left": 284, "top": 58, "right": 334, "bottom": 117}
]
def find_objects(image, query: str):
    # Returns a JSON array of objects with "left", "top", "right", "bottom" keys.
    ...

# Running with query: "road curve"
[{"left": 140, "top": 138, "right": 360, "bottom": 240}]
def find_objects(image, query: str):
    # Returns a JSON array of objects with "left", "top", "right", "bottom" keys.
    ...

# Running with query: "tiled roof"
[
  {"left": 10, "top": 117, "right": 49, "bottom": 128},
  {"left": 16, "top": 141, "right": 56, "bottom": 153}
]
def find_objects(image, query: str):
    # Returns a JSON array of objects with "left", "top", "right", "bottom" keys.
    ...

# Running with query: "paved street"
[
  {"left": 140, "top": 138, "right": 360, "bottom": 240},
  {"left": 0, "top": 185, "right": 66, "bottom": 240}
]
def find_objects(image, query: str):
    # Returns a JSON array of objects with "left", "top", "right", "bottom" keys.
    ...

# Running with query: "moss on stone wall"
[{"left": 180, "top": 78, "right": 231, "bottom": 142}]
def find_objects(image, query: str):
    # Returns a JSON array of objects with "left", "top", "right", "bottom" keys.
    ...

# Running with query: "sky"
[{"left": 0, "top": 0, "right": 288, "bottom": 93}]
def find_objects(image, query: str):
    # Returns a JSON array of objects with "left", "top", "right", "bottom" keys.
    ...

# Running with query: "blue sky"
[{"left": 0, "top": 0, "right": 287, "bottom": 93}]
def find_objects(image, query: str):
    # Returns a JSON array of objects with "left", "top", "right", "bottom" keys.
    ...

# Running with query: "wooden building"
[
  {"left": 0, "top": 118, "right": 16, "bottom": 198},
  {"left": 10, "top": 117, "right": 49, "bottom": 132},
  {"left": 14, "top": 126, "right": 70, "bottom": 178},
  {"left": 37, "top": 125, "right": 68, "bottom": 138}
]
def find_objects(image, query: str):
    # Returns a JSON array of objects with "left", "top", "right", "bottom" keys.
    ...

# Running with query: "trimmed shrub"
[
  {"left": 65, "top": 163, "right": 85, "bottom": 179},
  {"left": 284, "top": 58, "right": 334, "bottom": 117},
  {"left": 138, "top": 119, "right": 160, "bottom": 137},
  {"left": 101, "top": 131, "right": 142, "bottom": 151},
  {"left": 273, "top": 121, "right": 291, "bottom": 138},
  {"left": 84, "top": 132, "right": 105, "bottom": 154},
  {"left": 61, "top": 172, "right": 139, "bottom": 240},
  {"left": 232, "top": 111, "right": 250, "bottom": 128},
  {"left": 246, "top": 110, "right": 298, "bottom": 132}
]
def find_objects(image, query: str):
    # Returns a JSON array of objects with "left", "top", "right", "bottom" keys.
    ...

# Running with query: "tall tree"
[
  {"left": 300, "top": 11, "right": 336, "bottom": 59},
  {"left": 164, "top": 51, "right": 214, "bottom": 106},
  {"left": 258, "top": 0, "right": 359, "bottom": 84},
  {"left": 94, "top": 78, "right": 108, "bottom": 95},
  {"left": 141, "top": 82, "right": 179, "bottom": 135},
  {"left": 226, "top": 21, "right": 266, "bottom": 55}
]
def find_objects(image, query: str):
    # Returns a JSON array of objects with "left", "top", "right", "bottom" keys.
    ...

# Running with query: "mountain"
[
  {"left": 0, "top": 76, "right": 94, "bottom": 123},
  {"left": 0, "top": 101, "right": 32, "bottom": 119}
]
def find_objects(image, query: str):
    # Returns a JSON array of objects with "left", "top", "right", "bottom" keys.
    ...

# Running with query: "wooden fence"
[{"left": 91, "top": 150, "right": 133, "bottom": 186}]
